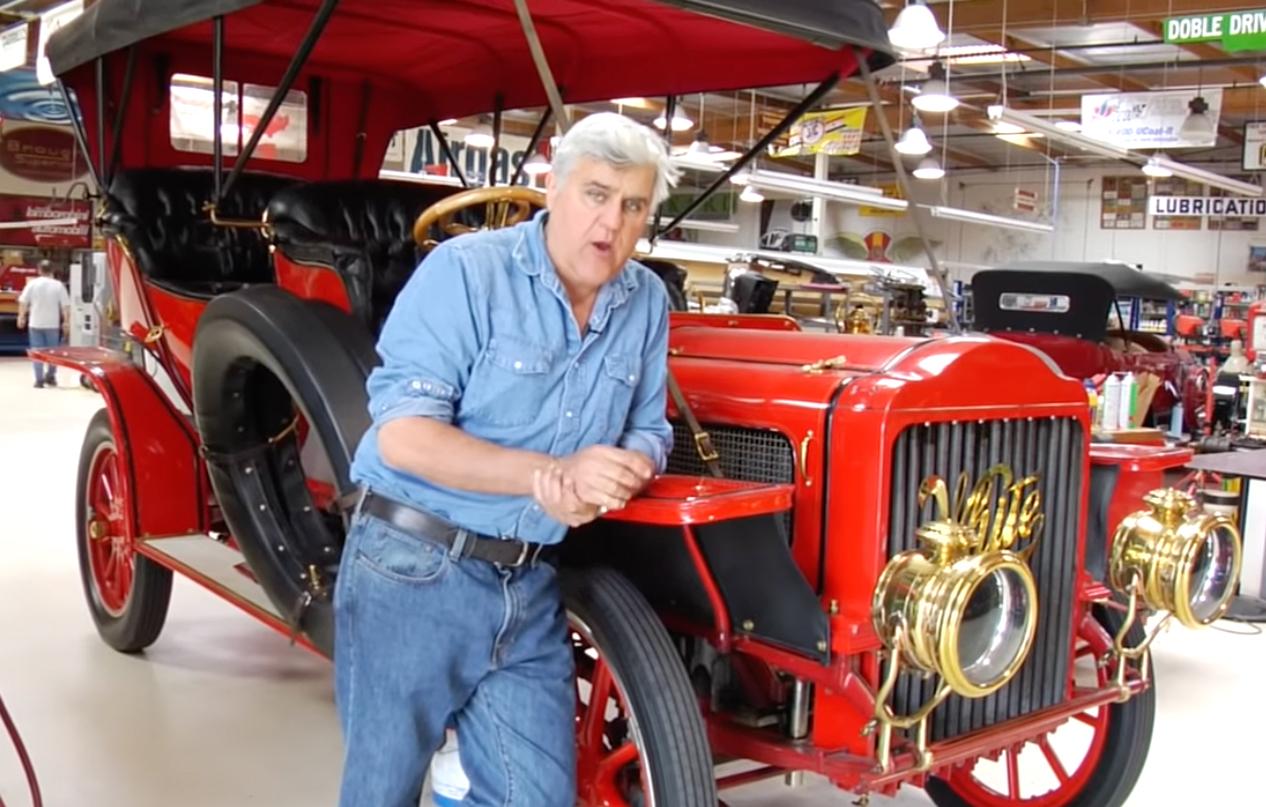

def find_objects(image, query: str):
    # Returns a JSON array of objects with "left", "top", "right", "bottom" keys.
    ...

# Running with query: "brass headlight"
[
  {"left": 873, "top": 467, "right": 1043, "bottom": 699},
  {"left": 1110, "top": 489, "right": 1242, "bottom": 628}
]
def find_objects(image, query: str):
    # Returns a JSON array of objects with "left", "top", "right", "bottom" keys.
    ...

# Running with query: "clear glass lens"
[
  {"left": 958, "top": 567, "right": 1032, "bottom": 688},
  {"left": 1188, "top": 527, "right": 1236, "bottom": 622}
]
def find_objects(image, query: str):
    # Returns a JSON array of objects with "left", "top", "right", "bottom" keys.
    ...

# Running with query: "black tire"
[
  {"left": 192, "top": 287, "right": 378, "bottom": 657},
  {"left": 563, "top": 567, "right": 717, "bottom": 806},
  {"left": 76, "top": 409, "right": 173, "bottom": 652},
  {"left": 925, "top": 605, "right": 1156, "bottom": 807}
]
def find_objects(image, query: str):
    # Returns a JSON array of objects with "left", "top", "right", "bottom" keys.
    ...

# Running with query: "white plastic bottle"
[
  {"left": 1118, "top": 372, "right": 1137, "bottom": 430},
  {"left": 430, "top": 731, "right": 470, "bottom": 807},
  {"left": 1102, "top": 374, "right": 1122, "bottom": 432}
]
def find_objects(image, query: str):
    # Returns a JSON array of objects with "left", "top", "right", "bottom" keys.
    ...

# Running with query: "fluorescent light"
[
  {"left": 378, "top": 169, "right": 465, "bottom": 187},
  {"left": 739, "top": 184, "right": 765, "bottom": 203},
  {"left": 1260, "top": 75, "right": 1266, "bottom": 89},
  {"left": 1141, "top": 156, "right": 1172, "bottom": 178},
  {"left": 738, "top": 169, "right": 906, "bottom": 210},
  {"left": 672, "top": 155, "right": 729, "bottom": 173},
  {"left": 988, "top": 105, "right": 1129, "bottom": 159},
  {"left": 670, "top": 219, "right": 741, "bottom": 233},
  {"left": 437, "top": 118, "right": 458, "bottom": 126},
  {"left": 923, "top": 205, "right": 1053, "bottom": 233},
  {"left": 895, "top": 126, "right": 933, "bottom": 155},
  {"left": 1054, "top": 120, "right": 1082, "bottom": 133},
  {"left": 992, "top": 119, "right": 1026, "bottom": 136},
  {"left": 1149, "top": 155, "right": 1263, "bottom": 197},
  {"left": 887, "top": 3, "right": 945, "bottom": 52},
  {"left": 611, "top": 97, "right": 651, "bottom": 107},
  {"left": 912, "top": 157, "right": 945, "bottom": 180}
]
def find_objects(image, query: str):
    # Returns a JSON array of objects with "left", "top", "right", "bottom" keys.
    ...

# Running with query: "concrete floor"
[{"left": 0, "top": 354, "right": 1259, "bottom": 806}]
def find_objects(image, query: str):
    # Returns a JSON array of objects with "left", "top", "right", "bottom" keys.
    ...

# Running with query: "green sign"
[{"left": 1165, "top": 10, "right": 1266, "bottom": 51}]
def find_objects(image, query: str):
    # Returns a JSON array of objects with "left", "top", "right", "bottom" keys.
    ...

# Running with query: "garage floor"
[{"left": 0, "top": 355, "right": 1259, "bottom": 806}]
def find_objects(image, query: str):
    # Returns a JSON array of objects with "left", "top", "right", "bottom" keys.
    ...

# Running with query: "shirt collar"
[{"left": 512, "top": 210, "right": 641, "bottom": 328}]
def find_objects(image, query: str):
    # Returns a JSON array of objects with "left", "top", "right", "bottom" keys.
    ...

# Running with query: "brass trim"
[
  {"left": 801, "top": 354, "right": 849, "bottom": 374},
  {"left": 799, "top": 430, "right": 814, "bottom": 487},
  {"left": 203, "top": 202, "right": 271, "bottom": 232},
  {"left": 412, "top": 186, "right": 546, "bottom": 249}
]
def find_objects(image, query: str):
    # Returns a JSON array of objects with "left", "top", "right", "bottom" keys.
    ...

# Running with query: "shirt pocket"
[
  {"left": 600, "top": 354, "right": 640, "bottom": 436},
  {"left": 461, "top": 335, "right": 555, "bottom": 428}
]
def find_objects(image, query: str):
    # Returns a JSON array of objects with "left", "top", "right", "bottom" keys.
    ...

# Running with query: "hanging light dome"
[
  {"left": 888, "top": 2, "right": 946, "bottom": 52},
  {"left": 912, "top": 63, "right": 959, "bottom": 113},
  {"left": 895, "top": 125, "right": 933, "bottom": 155},
  {"left": 1142, "top": 155, "right": 1173, "bottom": 178},
  {"left": 464, "top": 120, "right": 495, "bottom": 148},
  {"left": 523, "top": 151, "right": 551, "bottom": 176},
  {"left": 912, "top": 157, "right": 945, "bottom": 180},
  {"left": 739, "top": 184, "right": 765, "bottom": 203},
  {"left": 687, "top": 131, "right": 712, "bottom": 155},
  {"left": 653, "top": 111, "right": 694, "bottom": 131},
  {"left": 1179, "top": 96, "right": 1215, "bottom": 141}
]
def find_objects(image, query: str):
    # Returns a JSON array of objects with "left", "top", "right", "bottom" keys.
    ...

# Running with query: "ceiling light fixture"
[
  {"left": 895, "top": 125, "right": 933, "bottom": 155},
  {"left": 1148, "top": 154, "right": 1262, "bottom": 197},
  {"left": 671, "top": 219, "right": 742, "bottom": 233},
  {"left": 887, "top": 1, "right": 946, "bottom": 52},
  {"left": 912, "top": 157, "right": 945, "bottom": 180},
  {"left": 923, "top": 205, "right": 1053, "bottom": 233},
  {"left": 687, "top": 131, "right": 712, "bottom": 155},
  {"left": 1141, "top": 155, "right": 1173, "bottom": 178},
  {"left": 464, "top": 120, "right": 495, "bottom": 148},
  {"left": 736, "top": 169, "right": 907, "bottom": 210},
  {"left": 912, "top": 63, "right": 959, "bottom": 113},
  {"left": 522, "top": 151, "right": 551, "bottom": 176},
  {"left": 653, "top": 111, "right": 694, "bottom": 131},
  {"left": 1054, "top": 120, "right": 1082, "bottom": 133},
  {"left": 437, "top": 118, "right": 459, "bottom": 126},
  {"left": 739, "top": 184, "right": 765, "bottom": 203},
  {"left": 987, "top": 105, "right": 1129, "bottom": 159},
  {"left": 1179, "top": 95, "right": 1215, "bottom": 141}
]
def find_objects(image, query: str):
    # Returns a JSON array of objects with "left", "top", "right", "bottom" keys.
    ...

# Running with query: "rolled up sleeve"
[
  {"left": 619, "top": 287, "right": 672, "bottom": 473},
  {"left": 365, "top": 242, "right": 483, "bottom": 427}
]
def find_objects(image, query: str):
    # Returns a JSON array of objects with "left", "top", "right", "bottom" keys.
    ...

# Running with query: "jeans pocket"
[{"left": 354, "top": 520, "right": 450, "bottom": 585}]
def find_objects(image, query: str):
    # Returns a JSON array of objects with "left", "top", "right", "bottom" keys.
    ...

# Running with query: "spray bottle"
[
  {"left": 1118, "top": 372, "right": 1138, "bottom": 430},
  {"left": 1102, "top": 373, "right": 1122, "bottom": 432}
]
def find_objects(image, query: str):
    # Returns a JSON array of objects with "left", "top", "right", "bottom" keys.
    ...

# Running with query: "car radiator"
[{"left": 888, "top": 417, "right": 1085, "bottom": 740}]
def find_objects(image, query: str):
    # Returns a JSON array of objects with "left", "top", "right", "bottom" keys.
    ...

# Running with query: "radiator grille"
[
  {"left": 668, "top": 423, "right": 796, "bottom": 536},
  {"left": 887, "top": 418, "right": 1084, "bottom": 741}
]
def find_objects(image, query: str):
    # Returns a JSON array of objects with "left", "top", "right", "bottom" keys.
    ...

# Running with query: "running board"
[{"left": 139, "top": 534, "right": 284, "bottom": 624}]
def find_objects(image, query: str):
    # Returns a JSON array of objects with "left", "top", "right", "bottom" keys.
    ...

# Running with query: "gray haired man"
[{"left": 334, "top": 113, "right": 679, "bottom": 806}]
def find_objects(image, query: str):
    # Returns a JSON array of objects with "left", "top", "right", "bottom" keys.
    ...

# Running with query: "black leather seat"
[
  {"left": 101, "top": 168, "right": 295, "bottom": 295},
  {"left": 266, "top": 180, "right": 460, "bottom": 332}
]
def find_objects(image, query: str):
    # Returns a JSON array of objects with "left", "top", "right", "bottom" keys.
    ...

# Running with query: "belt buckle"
[{"left": 511, "top": 540, "right": 545, "bottom": 567}]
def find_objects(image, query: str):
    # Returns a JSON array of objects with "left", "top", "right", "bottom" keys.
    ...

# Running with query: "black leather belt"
[{"left": 360, "top": 491, "right": 551, "bottom": 568}]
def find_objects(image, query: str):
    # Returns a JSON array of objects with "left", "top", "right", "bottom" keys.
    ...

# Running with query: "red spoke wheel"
[
  {"left": 927, "top": 605, "right": 1155, "bottom": 807},
  {"left": 563, "top": 568, "right": 717, "bottom": 807},
  {"left": 76, "top": 410, "right": 172, "bottom": 652}
]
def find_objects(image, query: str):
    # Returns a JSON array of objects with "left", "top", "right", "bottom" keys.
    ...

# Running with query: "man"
[
  {"left": 17, "top": 260, "right": 70, "bottom": 388},
  {"left": 335, "top": 112, "right": 678, "bottom": 806}
]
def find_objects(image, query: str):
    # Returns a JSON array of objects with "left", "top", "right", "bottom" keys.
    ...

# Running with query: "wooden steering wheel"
[{"left": 412, "top": 186, "right": 546, "bottom": 250}]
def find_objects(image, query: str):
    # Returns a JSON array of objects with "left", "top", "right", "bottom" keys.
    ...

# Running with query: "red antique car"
[
  {"left": 972, "top": 262, "right": 1208, "bottom": 432},
  {"left": 32, "top": 2, "right": 1242, "bottom": 806}
]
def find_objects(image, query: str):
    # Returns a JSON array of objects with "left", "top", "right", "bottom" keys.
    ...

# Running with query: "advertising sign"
[
  {"left": 0, "top": 23, "right": 28, "bottom": 72},
  {"left": 0, "top": 124, "right": 87, "bottom": 182},
  {"left": 772, "top": 108, "right": 868, "bottom": 157},
  {"left": 1165, "top": 10, "right": 1266, "bottom": 51},
  {"left": 1082, "top": 89, "right": 1222, "bottom": 149},
  {"left": 0, "top": 194, "right": 90, "bottom": 248},
  {"left": 1148, "top": 195, "right": 1266, "bottom": 217}
]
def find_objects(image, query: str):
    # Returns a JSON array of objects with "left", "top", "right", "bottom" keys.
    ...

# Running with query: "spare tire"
[{"left": 192, "top": 286, "right": 378, "bottom": 656}]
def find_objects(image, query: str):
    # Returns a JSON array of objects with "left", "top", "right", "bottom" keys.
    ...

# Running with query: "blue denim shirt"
[{"left": 350, "top": 211, "right": 672, "bottom": 544}]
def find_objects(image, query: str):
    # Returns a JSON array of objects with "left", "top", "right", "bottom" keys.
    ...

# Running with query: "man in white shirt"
[{"left": 17, "top": 260, "right": 70, "bottom": 388}]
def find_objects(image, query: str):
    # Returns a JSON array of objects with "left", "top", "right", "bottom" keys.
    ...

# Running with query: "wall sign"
[
  {"left": 1164, "top": 10, "right": 1266, "bottom": 51},
  {"left": 0, "top": 22, "right": 28, "bottom": 72},
  {"left": 1148, "top": 195, "right": 1266, "bottom": 217},
  {"left": 1244, "top": 121, "right": 1266, "bottom": 171},
  {"left": 0, "top": 124, "right": 87, "bottom": 182},
  {"left": 771, "top": 108, "right": 867, "bottom": 158},
  {"left": 1082, "top": 89, "right": 1223, "bottom": 149},
  {"left": 0, "top": 194, "right": 90, "bottom": 247}
]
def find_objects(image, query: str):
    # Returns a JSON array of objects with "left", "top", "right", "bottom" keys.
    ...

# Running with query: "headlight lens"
[
  {"left": 1110, "top": 489, "right": 1243, "bottom": 628},
  {"left": 957, "top": 565, "right": 1033, "bottom": 689}
]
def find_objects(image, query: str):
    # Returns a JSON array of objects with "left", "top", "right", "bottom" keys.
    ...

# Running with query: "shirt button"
[
  {"left": 565, "top": 410, "right": 574, "bottom": 418},
  {"left": 628, "top": 375, "right": 636, "bottom": 382},
  {"left": 513, "top": 360, "right": 523, "bottom": 370},
  {"left": 410, "top": 380, "right": 422, "bottom": 390}
]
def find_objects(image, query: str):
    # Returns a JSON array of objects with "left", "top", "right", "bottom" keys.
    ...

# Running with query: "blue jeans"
[
  {"left": 334, "top": 512, "right": 575, "bottom": 807},
  {"left": 27, "top": 328, "right": 60, "bottom": 383}
]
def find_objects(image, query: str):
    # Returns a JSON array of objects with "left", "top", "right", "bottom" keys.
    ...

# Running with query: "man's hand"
[
  {"left": 533, "top": 463, "right": 600, "bottom": 527},
  {"left": 559, "top": 445, "right": 654, "bottom": 513},
  {"left": 15, "top": 316, "right": 25, "bottom": 330}
]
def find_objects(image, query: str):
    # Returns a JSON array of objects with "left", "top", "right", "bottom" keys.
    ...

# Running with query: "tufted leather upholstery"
[
  {"left": 101, "top": 169, "right": 295, "bottom": 291},
  {"left": 266, "top": 180, "right": 459, "bottom": 332}
]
